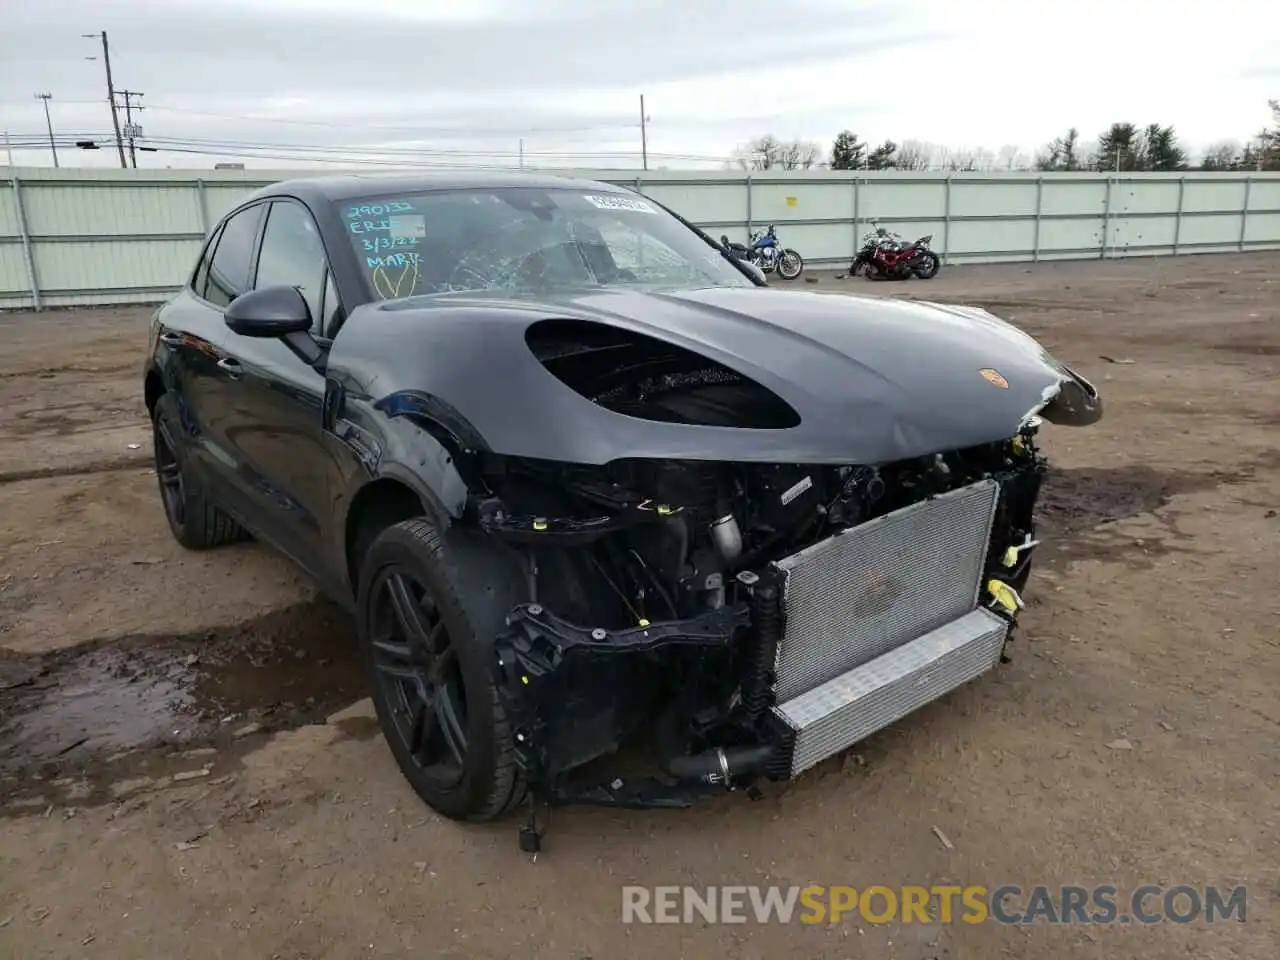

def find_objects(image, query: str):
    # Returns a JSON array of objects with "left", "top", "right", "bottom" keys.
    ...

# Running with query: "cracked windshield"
[{"left": 340, "top": 187, "right": 753, "bottom": 300}]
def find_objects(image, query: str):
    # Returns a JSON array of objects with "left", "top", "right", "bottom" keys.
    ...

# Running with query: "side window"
[
  {"left": 254, "top": 201, "right": 328, "bottom": 334},
  {"left": 205, "top": 205, "right": 263, "bottom": 308},
  {"left": 190, "top": 223, "right": 223, "bottom": 300}
]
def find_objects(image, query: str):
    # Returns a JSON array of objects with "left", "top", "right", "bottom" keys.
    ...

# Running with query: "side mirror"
[
  {"left": 738, "top": 259, "right": 767, "bottom": 285},
  {"left": 224, "top": 286, "right": 324, "bottom": 368},
  {"left": 225, "top": 286, "right": 312, "bottom": 338}
]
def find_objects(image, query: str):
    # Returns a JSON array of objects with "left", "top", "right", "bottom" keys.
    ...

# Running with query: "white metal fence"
[{"left": 2, "top": 166, "right": 1278, "bottom": 310}]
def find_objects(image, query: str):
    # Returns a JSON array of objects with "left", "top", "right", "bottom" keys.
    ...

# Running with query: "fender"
[{"left": 330, "top": 393, "right": 475, "bottom": 545}]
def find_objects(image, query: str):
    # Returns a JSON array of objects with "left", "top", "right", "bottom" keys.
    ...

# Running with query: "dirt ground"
[{"left": 1, "top": 253, "right": 1277, "bottom": 959}]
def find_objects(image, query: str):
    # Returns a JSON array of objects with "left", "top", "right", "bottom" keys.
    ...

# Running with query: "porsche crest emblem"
[{"left": 979, "top": 368, "right": 1009, "bottom": 389}]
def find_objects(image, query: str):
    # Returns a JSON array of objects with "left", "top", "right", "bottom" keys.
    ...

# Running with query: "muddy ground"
[{"left": 1, "top": 253, "right": 1277, "bottom": 959}]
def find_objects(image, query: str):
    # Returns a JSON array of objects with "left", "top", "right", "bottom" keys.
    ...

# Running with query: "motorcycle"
[
  {"left": 720, "top": 224, "right": 804, "bottom": 280},
  {"left": 849, "top": 225, "right": 940, "bottom": 281}
]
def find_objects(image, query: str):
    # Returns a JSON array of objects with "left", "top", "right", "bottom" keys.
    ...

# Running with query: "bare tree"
[
  {"left": 1260, "top": 99, "right": 1280, "bottom": 170},
  {"left": 730, "top": 135, "right": 783, "bottom": 170},
  {"left": 730, "top": 135, "right": 824, "bottom": 170},
  {"left": 1199, "top": 141, "right": 1243, "bottom": 170},
  {"left": 939, "top": 148, "right": 978, "bottom": 171},
  {"left": 995, "top": 144, "right": 1030, "bottom": 170},
  {"left": 894, "top": 139, "right": 933, "bottom": 171},
  {"left": 778, "top": 138, "right": 824, "bottom": 170}
]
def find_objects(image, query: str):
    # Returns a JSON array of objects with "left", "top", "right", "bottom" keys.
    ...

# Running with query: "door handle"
[
  {"left": 159, "top": 332, "right": 183, "bottom": 346},
  {"left": 216, "top": 357, "right": 243, "bottom": 378}
]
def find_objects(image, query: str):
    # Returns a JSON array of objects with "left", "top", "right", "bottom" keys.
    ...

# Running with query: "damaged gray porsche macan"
[{"left": 142, "top": 172, "right": 1102, "bottom": 852}]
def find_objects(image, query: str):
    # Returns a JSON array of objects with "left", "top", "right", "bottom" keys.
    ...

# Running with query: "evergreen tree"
[
  {"left": 1036, "top": 127, "right": 1083, "bottom": 171},
  {"left": 1138, "top": 124, "right": 1188, "bottom": 171},
  {"left": 830, "top": 130, "right": 867, "bottom": 170},
  {"left": 1092, "top": 123, "right": 1141, "bottom": 171},
  {"left": 865, "top": 139, "right": 898, "bottom": 169}
]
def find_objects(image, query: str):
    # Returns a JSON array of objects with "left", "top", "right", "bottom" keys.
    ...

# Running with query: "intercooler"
[{"left": 766, "top": 478, "right": 1009, "bottom": 778}]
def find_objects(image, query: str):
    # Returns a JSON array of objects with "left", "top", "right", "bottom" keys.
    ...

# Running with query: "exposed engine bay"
[{"left": 459, "top": 326, "right": 1050, "bottom": 850}]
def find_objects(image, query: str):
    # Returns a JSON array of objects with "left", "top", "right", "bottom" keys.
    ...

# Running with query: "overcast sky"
[{"left": 1, "top": 0, "right": 1277, "bottom": 170}]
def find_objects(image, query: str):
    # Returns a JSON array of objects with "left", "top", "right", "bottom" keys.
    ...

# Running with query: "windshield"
[{"left": 336, "top": 187, "right": 754, "bottom": 301}]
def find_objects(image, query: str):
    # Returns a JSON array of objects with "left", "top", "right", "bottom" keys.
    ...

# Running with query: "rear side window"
[
  {"left": 205, "top": 205, "right": 263, "bottom": 307},
  {"left": 190, "top": 223, "right": 223, "bottom": 300}
]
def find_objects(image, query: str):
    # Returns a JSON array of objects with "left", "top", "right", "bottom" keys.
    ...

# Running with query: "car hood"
[{"left": 333, "top": 284, "right": 1102, "bottom": 466}]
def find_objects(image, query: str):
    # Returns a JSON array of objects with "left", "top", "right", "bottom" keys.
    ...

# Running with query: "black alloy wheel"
[
  {"left": 150, "top": 392, "right": 245, "bottom": 549},
  {"left": 153, "top": 412, "right": 186, "bottom": 530},
  {"left": 355, "top": 519, "right": 526, "bottom": 821},
  {"left": 366, "top": 565, "right": 469, "bottom": 787}
]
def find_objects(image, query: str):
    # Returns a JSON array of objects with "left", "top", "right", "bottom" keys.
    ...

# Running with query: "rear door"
[
  {"left": 212, "top": 197, "right": 344, "bottom": 577},
  {"left": 151, "top": 214, "right": 247, "bottom": 492},
  {"left": 188, "top": 200, "right": 271, "bottom": 515}
]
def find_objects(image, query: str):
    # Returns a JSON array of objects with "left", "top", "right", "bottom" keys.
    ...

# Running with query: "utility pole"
[
  {"left": 639, "top": 94, "right": 648, "bottom": 171},
  {"left": 518, "top": 138, "right": 524, "bottom": 170},
  {"left": 34, "top": 93, "right": 58, "bottom": 167},
  {"left": 83, "top": 31, "right": 127, "bottom": 168},
  {"left": 117, "top": 89, "right": 145, "bottom": 167}
]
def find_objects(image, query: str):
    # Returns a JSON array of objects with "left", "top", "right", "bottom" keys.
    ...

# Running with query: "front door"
[{"left": 214, "top": 198, "right": 345, "bottom": 582}]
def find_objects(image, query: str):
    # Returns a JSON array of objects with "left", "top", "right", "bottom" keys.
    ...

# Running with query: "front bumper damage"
[{"left": 492, "top": 466, "right": 1044, "bottom": 852}]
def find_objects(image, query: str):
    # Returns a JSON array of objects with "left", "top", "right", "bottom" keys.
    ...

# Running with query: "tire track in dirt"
[{"left": 0, "top": 455, "right": 152, "bottom": 485}]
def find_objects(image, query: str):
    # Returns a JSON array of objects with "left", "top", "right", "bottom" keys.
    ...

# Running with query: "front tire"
[
  {"left": 778, "top": 249, "right": 804, "bottom": 280},
  {"left": 356, "top": 519, "right": 527, "bottom": 821},
  {"left": 151, "top": 392, "right": 246, "bottom": 550}
]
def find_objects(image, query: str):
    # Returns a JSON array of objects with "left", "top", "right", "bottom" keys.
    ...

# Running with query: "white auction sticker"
[
  {"left": 584, "top": 194, "right": 658, "bottom": 214},
  {"left": 388, "top": 214, "right": 427, "bottom": 240}
]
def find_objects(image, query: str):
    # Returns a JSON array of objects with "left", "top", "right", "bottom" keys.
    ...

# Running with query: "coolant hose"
[{"left": 665, "top": 744, "right": 776, "bottom": 785}]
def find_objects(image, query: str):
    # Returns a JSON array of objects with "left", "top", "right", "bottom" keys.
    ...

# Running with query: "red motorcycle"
[{"left": 848, "top": 225, "right": 941, "bottom": 281}]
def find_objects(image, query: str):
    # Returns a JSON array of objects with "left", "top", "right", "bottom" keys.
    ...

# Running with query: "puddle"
[
  {"left": 1037, "top": 462, "right": 1260, "bottom": 540},
  {"left": 1035, "top": 458, "right": 1279, "bottom": 566},
  {"left": 1038, "top": 464, "right": 1190, "bottom": 538},
  {"left": 0, "top": 599, "right": 364, "bottom": 780}
]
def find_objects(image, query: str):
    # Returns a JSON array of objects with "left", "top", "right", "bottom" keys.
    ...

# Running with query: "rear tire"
[
  {"left": 151, "top": 392, "right": 246, "bottom": 550},
  {"left": 356, "top": 519, "right": 527, "bottom": 821},
  {"left": 913, "top": 252, "right": 941, "bottom": 279}
]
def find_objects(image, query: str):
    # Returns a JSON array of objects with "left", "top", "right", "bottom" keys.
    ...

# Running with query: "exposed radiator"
[
  {"left": 770, "top": 478, "right": 1001, "bottom": 703},
  {"left": 770, "top": 607, "right": 1009, "bottom": 778}
]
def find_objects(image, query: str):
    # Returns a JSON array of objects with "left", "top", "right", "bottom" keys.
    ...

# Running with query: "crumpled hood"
[{"left": 335, "top": 284, "right": 1102, "bottom": 466}]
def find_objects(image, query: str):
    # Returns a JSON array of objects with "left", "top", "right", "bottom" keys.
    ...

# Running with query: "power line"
[
  {"left": 139, "top": 102, "right": 644, "bottom": 137},
  {"left": 0, "top": 99, "right": 645, "bottom": 139},
  {"left": 0, "top": 121, "right": 740, "bottom": 170},
  {"left": 3, "top": 130, "right": 732, "bottom": 163}
]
